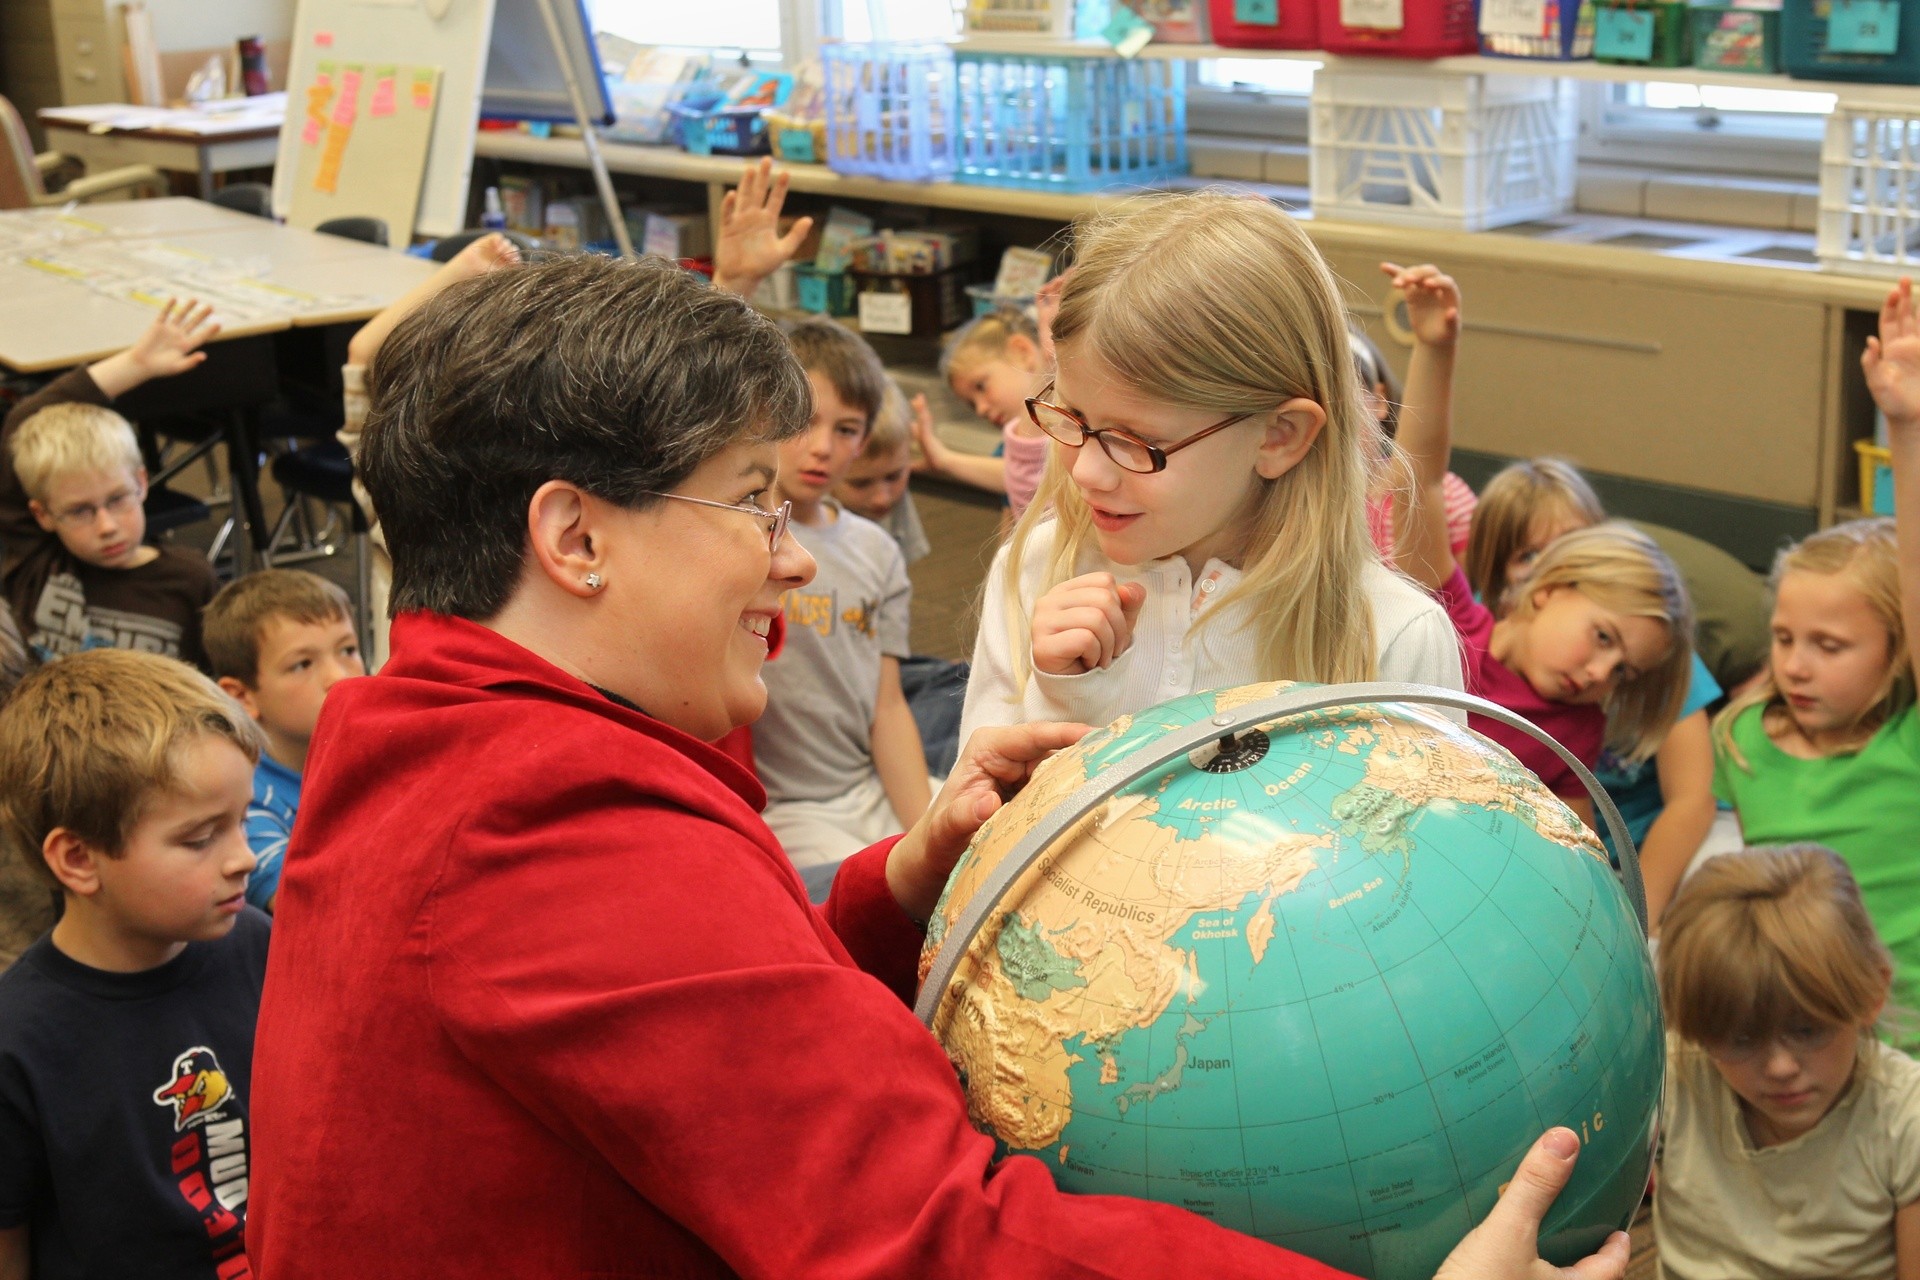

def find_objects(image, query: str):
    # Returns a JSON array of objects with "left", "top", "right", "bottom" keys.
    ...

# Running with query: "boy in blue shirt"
[
  {"left": 204, "top": 570, "right": 364, "bottom": 912},
  {"left": 0, "top": 649, "right": 271, "bottom": 1279}
]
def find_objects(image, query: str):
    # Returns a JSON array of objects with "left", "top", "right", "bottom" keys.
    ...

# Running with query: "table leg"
[
  {"left": 199, "top": 149, "right": 215, "bottom": 201},
  {"left": 223, "top": 409, "right": 270, "bottom": 573}
]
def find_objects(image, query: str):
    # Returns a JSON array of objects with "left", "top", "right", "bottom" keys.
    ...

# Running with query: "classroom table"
[
  {"left": 0, "top": 198, "right": 437, "bottom": 568},
  {"left": 39, "top": 97, "right": 286, "bottom": 200}
]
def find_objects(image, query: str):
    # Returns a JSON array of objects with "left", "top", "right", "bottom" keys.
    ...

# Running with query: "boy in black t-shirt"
[
  {"left": 1, "top": 299, "right": 222, "bottom": 671},
  {"left": 0, "top": 649, "right": 270, "bottom": 1279}
]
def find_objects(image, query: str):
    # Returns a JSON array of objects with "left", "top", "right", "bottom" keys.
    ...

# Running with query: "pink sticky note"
[
  {"left": 301, "top": 118, "right": 323, "bottom": 145},
  {"left": 315, "top": 30, "right": 333, "bottom": 46},
  {"left": 370, "top": 76, "right": 397, "bottom": 117},
  {"left": 332, "top": 68, "right": 361, "bottom": 126}
]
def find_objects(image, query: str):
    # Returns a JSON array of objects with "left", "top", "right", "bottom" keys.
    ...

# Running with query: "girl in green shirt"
[{"left": 1713, "top": 277, "right": 1920, "bottom": 1036}]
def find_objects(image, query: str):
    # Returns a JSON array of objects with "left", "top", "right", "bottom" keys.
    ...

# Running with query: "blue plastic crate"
[
  {"left": 821, "top": 43, "right": 957, "bottom": 182},
  {"left": 954, "top": 53, "right": 1187, "bottom": 193}
]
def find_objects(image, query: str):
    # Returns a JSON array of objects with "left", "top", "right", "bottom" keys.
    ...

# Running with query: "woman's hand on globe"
[
  {"left": 1032, "top": 573, "right": 1149, "bottom": 676},
  {"left": 886, "top": 721, "right": 1093, "bottom": 924},
  {"left": 1434, "top": 1128, "right": 1630, "bottom": 1280}
]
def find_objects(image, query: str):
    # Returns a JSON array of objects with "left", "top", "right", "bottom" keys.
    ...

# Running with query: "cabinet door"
[{"left": 1324, "top": 250, "right": 1829, "bottom": 509}]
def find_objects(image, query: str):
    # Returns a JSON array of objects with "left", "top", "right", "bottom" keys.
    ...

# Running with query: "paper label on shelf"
[
  {"left": 1339, "top": 0, "right": 1404, "bottom": 31},
  {"left": 1829, "top": 0, "right": 1901, "bottom": 53},
  {"left": 1594, "top": 7, "right": 1656, "bottom": 57},
  {"left": 1480, "top": 0, "right": 1550, "bottom": 37},
  {"left": 858, "top": 291, "right": 913, "bottom": 335},
  {"left": 642, "top": 214, "right": 680, "bottom": 260},
  {"left": 1234, "top": 0, "right": 1282, "bottom": 24},
  {"left": 777, "top": 128, "right": 816, "bottom": 163},
  {"left": 1102, "top": 4, "right": 1157, "bottom": 54}
]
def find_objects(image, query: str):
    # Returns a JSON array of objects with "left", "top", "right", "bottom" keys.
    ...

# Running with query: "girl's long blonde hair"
[
  {"left": 1713, "top": 517, "right": 1913, "bottom": 768},
  {"left": 1002, "top": 192, "right": 1383, "bottom": 693},
  {"left": 1465, "top": 458, "right": 1606, "bottom": 613},
  {"left": 1660, "top": 844, "right": 1893, "bottom": 1048},
  {"left": 1511, "top": 522, "right": 1694, "bottom": 762}
]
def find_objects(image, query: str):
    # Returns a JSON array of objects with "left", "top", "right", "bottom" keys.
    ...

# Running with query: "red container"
[
  {"left": 1316, "top": 0, "right": 1478, "bottom": 55},
  {"left": 1208, "top": 0, "right": 1322, "bottom": 47}
]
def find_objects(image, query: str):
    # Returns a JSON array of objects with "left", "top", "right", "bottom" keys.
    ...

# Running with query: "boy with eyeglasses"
[{"left": 2, "top": 301, "right": 221, "bottom": 671}]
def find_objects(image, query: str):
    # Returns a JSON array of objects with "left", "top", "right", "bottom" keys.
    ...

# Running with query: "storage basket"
[
  {"left": 1691, "top": 6, "right": 1783, "bottom": 71},
  {"left": 851, "top": 265, "right": 976, "bottom": 337},
  {"left": 795, "top": 265, "right": 858, "bottom": 316},
  {"left": 1309, "top": 70, "right": 1578, "bottom": 229},
  {"left": 953, "top": 52, "right": 1187, "bottom": 192},
  {"left": 670, "top": 104, "right": 769, "bottom": 156},
  {"left": 1480, "top": 0, "right": 1598, "bottom": 58},
  {"left": 1784, "top": 0, "right": 1920, "bottom": 83},
  {"left": 1857, "top": 439, "right": 1897, "bottom": 512},
  {"left": 1816, "top": 103, "right": 1920, "bottom": 273},
  {"left": 1208, "top": 0, "right": 1323, "bottom": 46},
  {"left": 767, "top": 111, "right": 829, "bottom": 163},
  {"left": 821, "top": 43, "right": 958, "bottom": 182},
  {"left": 1317, "top": 0, "right": 1481, "bottom": 57},
  {"left": 1593, "top": 0, "right": 1693, "bottom": 65},
  {"left": 966, "top": 282, "right": 1038, "bottom": 315}
]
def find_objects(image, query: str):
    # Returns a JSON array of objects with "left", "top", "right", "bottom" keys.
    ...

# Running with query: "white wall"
[{"left": 148, "top": 0, "right": 295, "bottom": 49}]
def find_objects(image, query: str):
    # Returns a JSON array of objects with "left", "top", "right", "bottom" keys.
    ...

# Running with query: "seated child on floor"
[
  {"left": 2, "top": 301, "right": 222, "bottom": 670},
  {"left": 1656, "top": 844, "right": 1920, "bottom": 1280},
  {"left": 205, "top": 569, "right": 365, "bottom": 912},
  {"left": 912, "top": 307, "right": 1053, "bottom": 524},
  {"left": 1386, "top": 264, "right": 1693, "bottom": 828},
  {"left": 756, "top": 320, "right": 929, "bottom": 901},
  {"left": 0, "top": 649, "right": 270, "bottom": 1279}
]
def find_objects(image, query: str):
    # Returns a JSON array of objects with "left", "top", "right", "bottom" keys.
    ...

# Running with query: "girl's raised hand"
[
  {"left": 1382, "top": 262, "right": 1462, "bottom": 350},
  {"left": 1031, "top": 572, "right": 1148, "bottom": 676},
  {"left": 1865, "top": 277, "right": 1920, "bottom": 428}
]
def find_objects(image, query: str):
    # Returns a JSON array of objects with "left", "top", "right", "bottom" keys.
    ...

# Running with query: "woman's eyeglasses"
[
  {"left": 642, "top": 491, "right": 792, "bottom": 553},
  {"left": 1024, "top": 384, "right": 1255, "bottom": 475}
]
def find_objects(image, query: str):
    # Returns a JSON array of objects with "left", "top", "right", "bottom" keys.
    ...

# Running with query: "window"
[
  {"left": 1583, "top": 81, "right": 1833, "bottom": 179},
  {"left": 836, "top": 0, "right": 960, "bottom": 41},
  {"left": 1189, "top": 57, "right": 1316, "bottom": 142},
  {"left": 587, "top": 0, "right": 784, "bottom": 55}
]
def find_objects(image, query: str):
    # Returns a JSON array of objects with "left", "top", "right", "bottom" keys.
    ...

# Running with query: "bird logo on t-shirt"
[{"left": 152, "top": 1046, "right": 235, "bottom": 1132}]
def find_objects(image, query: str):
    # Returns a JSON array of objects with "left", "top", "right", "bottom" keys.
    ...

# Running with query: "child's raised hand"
[
  {"left": 1865, "top": 277, "right": 1920, "bottom": 429},
  {"left": 1031, "top": 572, "right": 1148, "bottom": 676},
  {"left": 88, "top": 297, "right": 222, "bottom": 399},
  {"left": 711, "top": 157, "right": 815, "bottom": 298},
  {"left": 1382, "top": 262, "right": 1462, "bottom": 349},
  {"left": 447, "top": 231, "right": 522, "bottom": 280},
  {"left": 129, "top": 298, "right": 220, "bottom": 379}
]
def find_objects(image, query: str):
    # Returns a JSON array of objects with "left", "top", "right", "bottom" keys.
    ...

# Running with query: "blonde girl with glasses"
[
  {"left": 957, "top": 194, "right": 1464, "bottom": 746},
  {"left": 1655, "top": 844, "right": 1920, "bottom": 1280},
  {"left": 1713, "top": 277, "right": 1920, "bottom": 1044}
]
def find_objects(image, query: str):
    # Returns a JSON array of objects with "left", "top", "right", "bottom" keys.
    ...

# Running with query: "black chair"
[
  {"left": 142, "top": 484, "right": 211, "bottom": 537},
  {"left": 210, "top": 182, "right": 274, "bottom": 219},
  {"left": 314, "top": 216, "right": 389, "bottom": 247},
  {"left": 268, "top": 440, "right": 373, "bottom": 658},
  {"left": 429, "top": 228, "right": 537, "bottom": 262}
]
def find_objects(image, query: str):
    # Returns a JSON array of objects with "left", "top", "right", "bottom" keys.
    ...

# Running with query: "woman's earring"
[{"left": 584, "top": 572, "right": 603, "bottom": 591}]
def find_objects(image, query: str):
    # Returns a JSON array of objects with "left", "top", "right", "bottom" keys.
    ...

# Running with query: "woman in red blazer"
[{"left": 245, "top": 251, "right": 1624, "bottom": 1280}]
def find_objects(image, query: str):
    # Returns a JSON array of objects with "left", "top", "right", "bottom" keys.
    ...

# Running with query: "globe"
[{"left": 919, "top": 682, "right": 1661, "bottom": 1280}]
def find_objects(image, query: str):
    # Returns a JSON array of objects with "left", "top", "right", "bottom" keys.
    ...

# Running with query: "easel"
[{"left": 508, "top": 0, "right": 635, "bottom": 257}]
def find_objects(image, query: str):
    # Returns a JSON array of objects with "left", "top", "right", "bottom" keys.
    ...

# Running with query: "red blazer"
[{"left": 247, "top": 612, "right": 1352, "bottom": 1279}]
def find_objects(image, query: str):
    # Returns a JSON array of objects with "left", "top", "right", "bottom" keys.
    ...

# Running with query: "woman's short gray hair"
[{"left": 361, "top": 254, "right": 811, "bottom": 619}]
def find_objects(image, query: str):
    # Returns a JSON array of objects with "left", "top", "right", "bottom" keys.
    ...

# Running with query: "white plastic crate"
[
  {"left": 1818, "top": 104, "right": 1920, "bottom": 278},
  {"left": 1309, "top": 71, "right": 1578, "bottom": 232}
]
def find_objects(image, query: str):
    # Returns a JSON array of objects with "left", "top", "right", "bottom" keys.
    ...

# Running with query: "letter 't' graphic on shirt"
[{"left": 153, "top": 1046, "right": 236, "bottom": 1132}]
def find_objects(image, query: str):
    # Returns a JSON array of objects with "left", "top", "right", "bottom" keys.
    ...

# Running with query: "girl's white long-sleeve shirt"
[{"left": 959, "top": 519, "right": 1466, "bottom": 745}]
